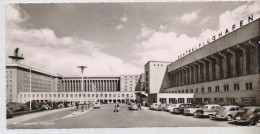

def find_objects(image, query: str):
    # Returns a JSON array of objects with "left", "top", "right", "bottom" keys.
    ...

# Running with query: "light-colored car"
[
  {"left": 183, "top": 105, "right": 203, "bottom": 115},
  {"left": 172, "top": 103, "right": 193, "bottom": 114},
  {"left": 156, "top": 104, "right": 167, "bottom": 111},
  {"left": 129, "top": 103, "right": 138, "bottom": 110},
  {"left": 150, "top": 103, "right": 160, "bottom": 110},
  {"left": 210, "top": 105, "right": 241, "bottom": 121},
  {"left": 169, "top": 104, "right": 183, "bottom": 113},
  {"left": 194, "top": 104, "right": 221, "bottom": 117},
  {"left": 93, "top": 102, "right": 101, "bottom": 108},
  {"left": 42, "top": 104, "right": 52, "bottom": 110},
  {"left": 163, "top": 104, "right": 172, "bottom": 111}
]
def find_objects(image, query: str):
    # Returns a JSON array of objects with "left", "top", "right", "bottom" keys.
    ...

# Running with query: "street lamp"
[{"left": 77, "top": 66, "right": 87, "bottom": 112}]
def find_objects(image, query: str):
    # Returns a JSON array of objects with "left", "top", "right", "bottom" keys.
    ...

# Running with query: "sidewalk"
[{"left": 7, "top": 107, "right": 75, "bottom": 125}]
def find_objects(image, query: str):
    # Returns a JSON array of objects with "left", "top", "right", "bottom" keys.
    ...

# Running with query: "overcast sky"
[{"left": 6, "top": 1, "right": 260, "bottom": 76}]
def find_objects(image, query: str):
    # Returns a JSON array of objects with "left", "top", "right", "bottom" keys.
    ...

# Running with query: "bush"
[
  {"left": 6, "top": 109, "right": 14, "bottom": 119},
  {"left": 13, "top": 108, "right": 44, "bottom": 116},
  {"left": 6, "top": 102, "right": 24, "bottom": 112}
]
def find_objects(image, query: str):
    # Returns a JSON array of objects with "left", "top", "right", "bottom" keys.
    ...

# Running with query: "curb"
[{"left": 7, "top": 107, "right": 74, "bottom": 125}]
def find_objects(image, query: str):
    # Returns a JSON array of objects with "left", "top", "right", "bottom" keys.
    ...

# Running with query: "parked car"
[
  {"left": 129, "top": 103, "right": 138, "bottom": 110},
  {"left": 194, "top": 104, "right": 221, "bottom": 117},
  {"left": 156, "top": 104, "right": 167, "bottom": 111},
  {"left": 229, "top": 106, "right": 260, "bottom": 126},
  {"left": 172, "top": 103, "right": 193, "bottom": 114},
  {"left": 150, "top": 103, "right": 160, "bottom": 110},
  {"left": 210, "top": 105, "right": 240, "bottom": 121},
  {"left": 42, "top": 104, "right": 52, "bottom": 110},
  {"left": 58, "top": 103, "right": 64, "bottom": 109},
  {"left": 183, "top": 105, "right": 203, "bottom": 116},
  {"left": 163, "top": 104, "right": 173, "bottom": 111},
  {"left": 169, "top": 104, "right": 183, "bottom": 113},
  {"left": 94, "top": 102, "right": 101, "bottom": 108}
]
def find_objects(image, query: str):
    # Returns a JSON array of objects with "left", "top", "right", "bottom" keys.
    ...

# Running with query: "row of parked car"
[{"left": 150, "top": 103, "right": 260, "bottom": 126}]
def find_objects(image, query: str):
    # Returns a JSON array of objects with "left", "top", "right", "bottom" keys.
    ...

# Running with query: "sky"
[{"left": 5, "top": 1, "right": 260, "bottom": 76}]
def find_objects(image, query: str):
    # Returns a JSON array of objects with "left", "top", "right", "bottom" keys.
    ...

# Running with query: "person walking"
[
  {"left": 138, "top": 103, "right": 142, "bottom": 110},
  {"left": 76, "top": 102, "right": 79, "bottom": 109}
]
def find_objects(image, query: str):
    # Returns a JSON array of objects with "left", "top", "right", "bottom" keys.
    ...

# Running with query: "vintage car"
[
  {"left": 210, "top": 105, "right": 240, "bottom": 121},
  {"left": 150, "top": 103, "right": 160, "bottom": 110},
  {"left": 42, "top": 104, "right": 52, "bottom": 110},
  {"left": 156, "top": 103, "right": 167, "bottom": 111},
  {"left": 129, "top": 103, "right": 138, "bottom": 110},
  {"left": 93, "top": 102, "right": 101, "bottom": 108},
  {"left": 183, "top": 105, "right": 203, "bottom": 116},
  {"left": 229, "top": 106, "right": 260, "bottom": 126},
  {"left": 169, "top": 104, "right": 183, "bottom": 113},
  {"left": 194, "top": 104, "right": 221, "bottom": 117},
  {"left": 172, "top": 103, "right": 193, "bottom": 114},
  {"left": 163, "top": 104, "right": 173, "bottom": 111}
]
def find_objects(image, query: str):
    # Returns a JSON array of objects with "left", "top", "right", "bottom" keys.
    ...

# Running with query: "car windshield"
[{"left": 203, "top": 106, "right": 208, "bottom": 109}]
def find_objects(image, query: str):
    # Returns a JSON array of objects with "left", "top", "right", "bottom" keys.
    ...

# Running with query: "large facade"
[
  {"left": 6, "top": 64, "right": 138, "bottom": 103},
  {"left": 162, "top": 18, "right": 260, "bottom": 105},
  {"left": 6, "top": 64, "right": 61, "bottom": 102}
]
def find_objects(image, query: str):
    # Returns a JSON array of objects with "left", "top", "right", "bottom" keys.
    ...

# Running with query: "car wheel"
[
  {"left": 249, "top": 118, "right": 256, "bottom": 126},
  {"left": 227, "top": 115, "right": 233, "bottom": 121},
  {"left": 194, "top": 112, "right": 199, "bottom": 117}
]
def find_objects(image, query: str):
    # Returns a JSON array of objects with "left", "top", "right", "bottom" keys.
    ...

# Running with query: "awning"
[{"left": 135, "top": 91, "right": 148, "bottom": 97}]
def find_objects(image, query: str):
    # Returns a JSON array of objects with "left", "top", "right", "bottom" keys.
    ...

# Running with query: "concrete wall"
[
  {"left": 164, "top": 74, "right": 260, "bottom": 105},
  {"left": 146, "top": 61, "right": 171, "bottom": 94},
  {"left": 168, "top": 19, "right": 260, "bottom": 72}
]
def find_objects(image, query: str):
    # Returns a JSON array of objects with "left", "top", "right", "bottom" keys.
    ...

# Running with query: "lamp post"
[{"left": 77, "top": 66, "right": 87, "bottom": 112}]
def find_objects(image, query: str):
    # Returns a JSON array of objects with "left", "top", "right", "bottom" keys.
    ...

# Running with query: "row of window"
[
  {"left": 20, "top": 93, "right": 134, "bottom": 98},
  {"left": 166, "top": 83, "right": 253, "bottom": 93}
]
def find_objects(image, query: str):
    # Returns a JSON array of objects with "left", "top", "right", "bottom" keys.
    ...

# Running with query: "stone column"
[
  {"left": 211, "top": 55, "right": 220, "bottom": 80},
  {"left": 205, "top": 58, "right": 213, "bottom": 81},
  {"left": 236, "top": 45, "right": 248, "bottom": 75},
  {"left": 227, "top": 48, "right": 237, "bottom": 77},
  {"left": 249, "top": 40, "right": 260, "bottom": 73},
  {"left": 218, "top": 52, "right": 228, "bottom": 79}
]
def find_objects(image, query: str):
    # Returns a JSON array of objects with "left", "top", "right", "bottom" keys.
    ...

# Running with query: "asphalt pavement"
[{"left": 9, "top": 104, "right": 237, "bottom": 129}]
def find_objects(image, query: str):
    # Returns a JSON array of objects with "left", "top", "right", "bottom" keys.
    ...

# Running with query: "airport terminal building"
[
  {"left": 158, "top": 18, "right": 260, "bottom": 106},
  {"left": 6, "top": 17, "right": 260, "bottom": 106}
]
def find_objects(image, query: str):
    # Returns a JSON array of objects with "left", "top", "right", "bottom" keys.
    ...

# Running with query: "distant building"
[
  {"left": 6, "top": 63, "right": 61, "bottom": 102},
  {"left": 6, "top": 63, "right": 138, "bottom": 103},
  {"left": 120, "top": 74, "right": 140, "bottom": 92}
]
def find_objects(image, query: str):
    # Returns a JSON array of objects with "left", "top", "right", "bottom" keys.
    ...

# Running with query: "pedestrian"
[
  {"left": 138, "top": 103, "right": 142, "bottom": 110},
  {"left": 76, "top": 102, "right": 79, "bottom": 109}
]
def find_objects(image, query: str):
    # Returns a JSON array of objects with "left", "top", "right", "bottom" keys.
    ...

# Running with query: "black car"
[
  {"left": 172, "top": 104, "right": 193, "bottom": 114},
  {"left": 229, "top": 106, "right": 260, "bottom": 126}
]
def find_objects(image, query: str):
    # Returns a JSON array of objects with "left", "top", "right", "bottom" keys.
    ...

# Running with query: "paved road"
[{"left": 9, "top": 104, "right": 236, "bottom": 128}]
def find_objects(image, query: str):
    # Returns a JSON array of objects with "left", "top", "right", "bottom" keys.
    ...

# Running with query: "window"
[
  {"left": 246, "top": 83, "right": 253, "bottom": 90},
  {"left": 208, "top": 87, "right": 211, "bottom": 92},
  {"left": 182, "top": 90, "right": 184, "bottom": 93},
  {"left": 190, "top": 89, "right": 193, "bottom": 93},
  {"left": 230, "top": 107, "right": 236, "bottom": 111},
  {"left": 224, "top": 85, "right": 229, "bottom": 92},
  {"left": 201, "top": 88, "right": 204, "bottom": 93},
  {"left": 215, "top": 86, "right": 220, "bottom": 92},
  {"left": 234, "top": 84, "right": 239, "bottom": 91},
  {"left": 196, "top": 88, "right": 198, "bottom": 93},
  {"left": 186, "top": 89, "right": 189, "bottom": 93}
]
